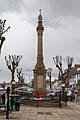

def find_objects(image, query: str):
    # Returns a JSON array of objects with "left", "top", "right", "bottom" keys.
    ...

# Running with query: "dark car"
[{"left": 14, "top": 87, "right": 33, "bottom": 99}]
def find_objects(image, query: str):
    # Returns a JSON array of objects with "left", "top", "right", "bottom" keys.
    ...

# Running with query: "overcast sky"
[{"left": 0, "top": 0, "right": 80, "bottom": 83}]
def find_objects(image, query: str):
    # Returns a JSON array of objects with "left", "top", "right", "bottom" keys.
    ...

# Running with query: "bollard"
[
  {"left": 6, "top": 86, "right": 10, "bottom": 119},
  {"left": 6, "top": 94, "right": 9, "bottom": 119},
  {"left": 58, "top": 91, "right": 61, "bottom": 108}
]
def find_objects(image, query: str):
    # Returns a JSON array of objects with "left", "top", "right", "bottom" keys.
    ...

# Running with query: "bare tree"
[
  {"left": 53, "top": 55, "right": 74, "bottom": 101},
  {"left": 16, "top": 68, "right": 24, "bottom": 87},
  {"left": 53, "top": 55, "right": 74, "bottom": 84},
  {"left": 0, "top": 19, "right": 10, "bottom": 53},
  {"left": 5, "top": 55, "right": 22, "bottom": 93},
  {"left": 20, "top": 73, "right": 25, "bottom": 87},
  {"left": 47, "top": 67, "right": 52, "bottom": 88}
]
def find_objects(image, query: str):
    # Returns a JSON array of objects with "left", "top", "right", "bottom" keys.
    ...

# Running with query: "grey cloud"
[
  {"left": 0, "top": 0, "right": 80, "bottom": 28},
  {"left": 22, "top": 0, "right": 80, "bottom": 17},
  {"left": 21, "top": 0, "right": 80, "bottom": 28},
  {"left": 0, "top": 0, "right": 80, "bottom": 17},
  {"left": 61, "top": 37, "right": 80, "bottom": 57},
  {"left": 0, "top": 0, "right": 23, "bottom": 14},
  {"left": 44, "top": 19, "right": 64, "bottom": 29}
]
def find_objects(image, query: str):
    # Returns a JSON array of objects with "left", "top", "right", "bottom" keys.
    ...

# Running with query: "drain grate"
[
  {"left": 45, "top": 112, "right": 52, "bottom": 115},
  {"left": 37, "top": 112, "right": 44, "bottom": 115},
  {"left": 37, "top": 112, "right": 52, "bottom": 115}
]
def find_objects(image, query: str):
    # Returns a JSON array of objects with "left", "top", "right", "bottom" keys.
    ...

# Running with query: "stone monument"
[{"left": 33, "top": 10, "right": 47, "bottom": 97}]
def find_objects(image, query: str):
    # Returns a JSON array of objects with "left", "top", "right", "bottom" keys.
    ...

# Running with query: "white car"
[
  {"left": 0, "top": 85, "right": 4, "bottom": 90},
  {"left": 47, "top": 89, "right": 58, "bottom": 98},
  {"left": 67, "top": 90, "right": 75, "bottom": 101}
]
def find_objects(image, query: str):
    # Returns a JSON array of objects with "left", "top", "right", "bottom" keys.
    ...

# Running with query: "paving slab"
[{"left": 0, "top": 101, "right": 80, "bottom": 120}]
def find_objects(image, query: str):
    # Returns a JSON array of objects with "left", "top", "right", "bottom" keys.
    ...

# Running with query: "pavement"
[{"left": 0, "top": 101, "right": 80, "bottom": 120}]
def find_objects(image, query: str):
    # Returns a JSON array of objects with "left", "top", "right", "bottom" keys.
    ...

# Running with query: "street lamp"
[
  {"left": 47, "top": 67, "right": 52, "bottom": 88},
  {"left": 0, "top": 19, "right": 10, "bottom": 53}
]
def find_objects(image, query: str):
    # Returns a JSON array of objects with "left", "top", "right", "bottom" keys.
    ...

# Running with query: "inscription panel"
[{"left": 37, "top": 75, "right": 43, "bottom": 89}]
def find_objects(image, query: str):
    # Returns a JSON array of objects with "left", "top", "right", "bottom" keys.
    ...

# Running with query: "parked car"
[
  {"left": 0, "top": 85, "right": 4, "bottom": 91},
  {"left": 14, "top": 87, "right": 33, "bottom": 99},
  {"left": 67, "top": 90, "right": 75, "bottom": 101},
  {"left": 47, "top": 89, "right": 58, "bottom": 98}
]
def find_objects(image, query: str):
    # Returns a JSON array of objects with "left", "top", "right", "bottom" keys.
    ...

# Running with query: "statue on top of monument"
[{"left": 38, "top": 9, "right": 42, "bottom": 21}]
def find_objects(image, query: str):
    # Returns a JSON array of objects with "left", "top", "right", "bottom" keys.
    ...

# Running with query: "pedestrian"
[
  {"left": 2, "top": 93, "right": 5, "bottom": 105},
  {"left": 15, "top": 97, "right": 20, "bottom": 111},
  {"left": 11, "top": 97, "right": 14, "bottom": 110},
  {"left": 74, "top": 89, "right": 78, "bottom": 104},
  {"left": 65, "top": 91, "right": 68, "bottom": 106}
]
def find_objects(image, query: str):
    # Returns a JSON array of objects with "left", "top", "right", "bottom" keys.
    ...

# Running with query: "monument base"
[{"left": 33, "top": 90, "right": 47, "bottom": 97}]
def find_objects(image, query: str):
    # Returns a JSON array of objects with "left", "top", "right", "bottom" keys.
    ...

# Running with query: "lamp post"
[
  {"left": 6, "top": 86, "right": 10, "bottom": 119},
  {"left": 47, "top": 67, "right": 52, "bottom": 88},
  {"left": 0, "top": 19, "right": 10, "bottom": 53}
]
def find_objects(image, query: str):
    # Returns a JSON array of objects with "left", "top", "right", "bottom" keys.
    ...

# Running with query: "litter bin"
[
  {"left": 9, "top": 94, "right": 20, "bottom": 111},
  {"left": 14, "top": 97, "right": 20, "bottom": 111}
]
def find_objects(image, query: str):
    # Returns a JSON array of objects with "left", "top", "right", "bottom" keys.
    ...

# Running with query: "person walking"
[
  {"left": 74, "top": 89, "right": 78, "bottom": 104},
  {"left": 14, "top": 97, "right": 20, "bottom": 111},
  {"left": 2, "top": 93, "right": 5, "bottom": 105},
  {"left": 64, "top": 87, "right": 68, "bottom": 104}
]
